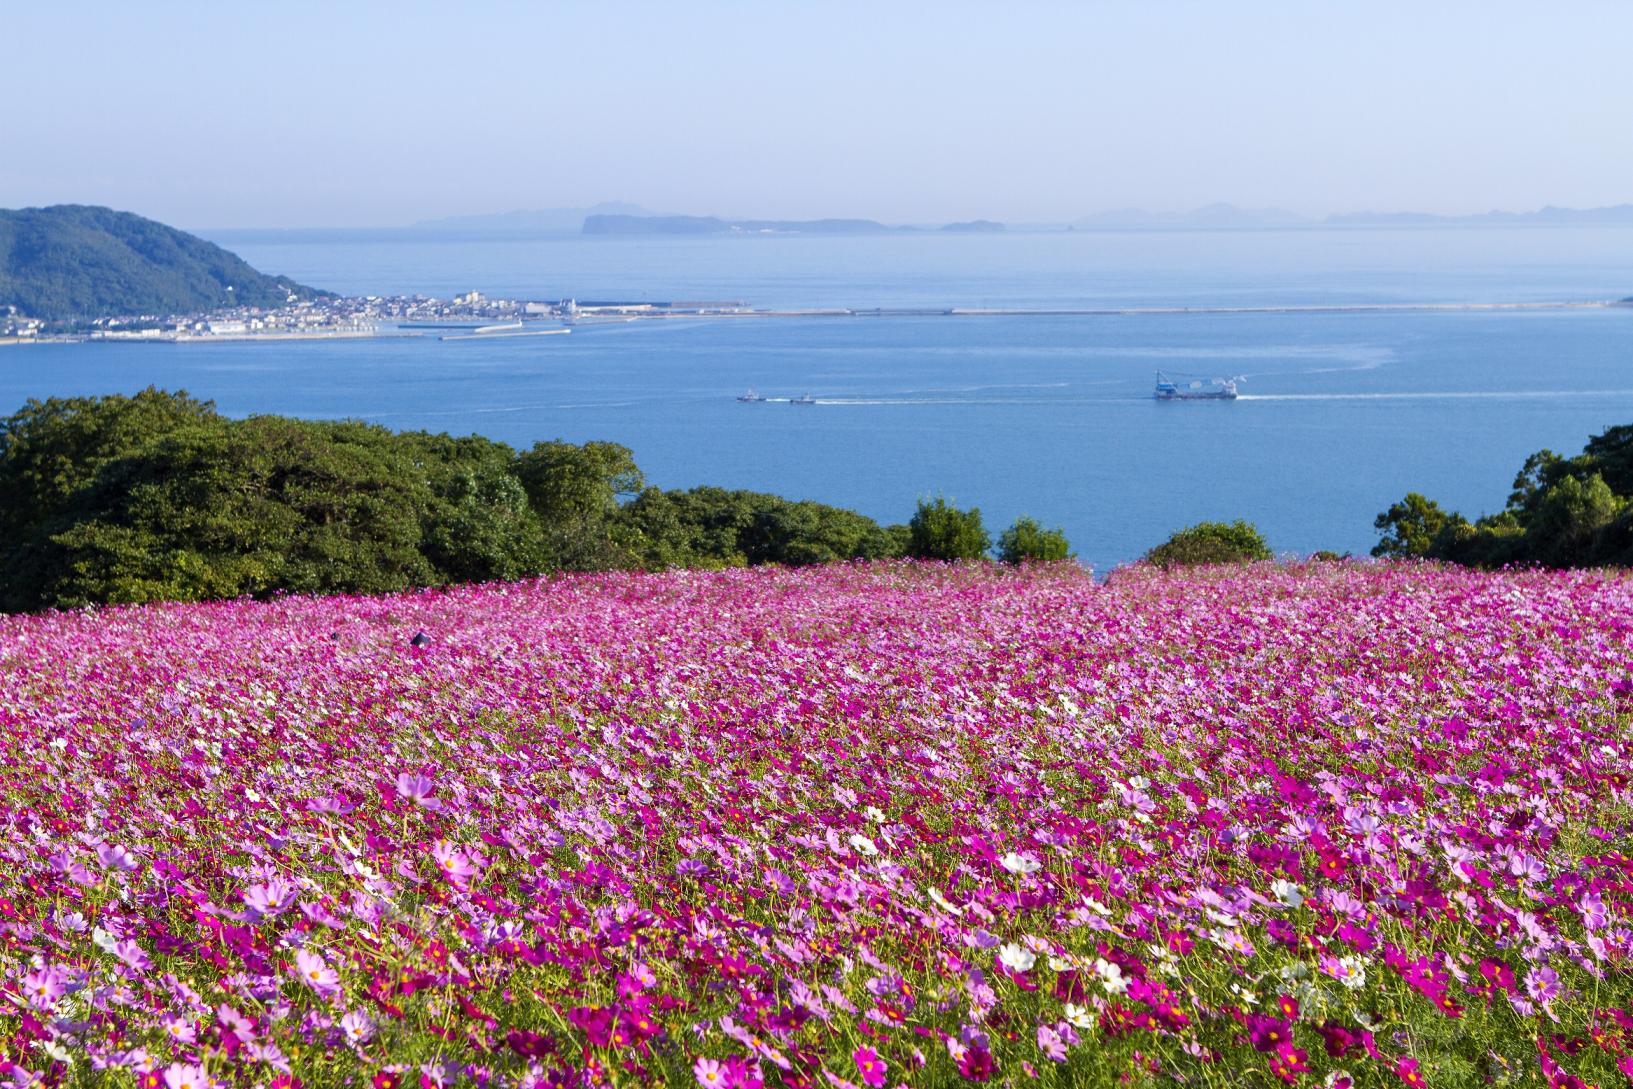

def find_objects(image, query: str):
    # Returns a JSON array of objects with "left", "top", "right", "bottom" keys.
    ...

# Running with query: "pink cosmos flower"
[
  {"left": 96, "top": 844, "right": 139, "bottom": 872},
  {"left": 431, "top": 840, "right": 477, "bottom": 888},
  {"left": 394, "top": 772, "right": 441, "bottom": 810},
  {"left": 244, "top": 876, "right": 298, "bottom": 918},
  {"left": 693, "top": 1058, "right": 727, "bottom": 1088},
  {"left": 294, "top": 949, "right": 341, "bottom": 996},
  {"left": 20, "top": 965, "right": 67, "bottom": 1010},
  {"left": 1526, "top": 964, "right": 1561, "bottom": 1005},
  {"left": 340, "top": 1009, "right": 375, "bottom": 1044},
  {"left": 853, "top": 1046, "right": 887, "bottom": 1087},
  {"left": 162, "top": 1064, "right": 209, "bottom": 1089},
  {"left": 113, "top": 939, "right": 151, "bottom": 974}
]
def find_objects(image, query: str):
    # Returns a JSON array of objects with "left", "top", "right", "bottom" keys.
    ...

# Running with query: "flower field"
[{"left": 0, "top": 561, "right": 1630, "bottom": 1088}]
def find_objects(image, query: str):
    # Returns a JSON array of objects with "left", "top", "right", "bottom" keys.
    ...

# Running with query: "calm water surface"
[{"left": 5, "top": 229, "right": 1632, "bottom": 569}]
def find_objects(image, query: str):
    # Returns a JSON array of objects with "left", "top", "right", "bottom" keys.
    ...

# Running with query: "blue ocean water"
[{"left": 4, "top": 228, "right": 1631, "bottom": 569}]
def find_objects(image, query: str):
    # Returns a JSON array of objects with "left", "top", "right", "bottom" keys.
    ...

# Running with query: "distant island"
[
  {"left": 412, "top": 201, "right": 655, "bottom": 235},
  {"left": 584, "top": 214, "right": 899, "bottom": 236},
  {"left": 0, "top": 205, "right": 328, "bottom": 322}
]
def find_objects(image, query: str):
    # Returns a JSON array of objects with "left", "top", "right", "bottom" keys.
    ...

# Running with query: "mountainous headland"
[{"left": 0, "top": 205, "right": 327, "bottom": 323}]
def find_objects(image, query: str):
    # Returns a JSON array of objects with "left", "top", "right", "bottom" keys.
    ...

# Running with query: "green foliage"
[
  {"left": 0, "top": 391, "right": 920, "bottom": 611},
  {"left": 1371, "top": 492, "right": 1458, "bottom": 559},
  {"left": 514, "top": 440, "right": 644, "bottom": 571},
  {"left": 906, "top": 496, "right": 991, "bottom": 562},
  {"left": 617, "top": 487, "right": 905, "bottom": 570},
  {"left": 1376, "top": 422, "right": 1633, "bottom": 568},
  {"left": 996, "top": 516, "right": 1072, "bottom": 564},
  {"left": 1145, "top": 520, "right": 1272, "bottom": 569},
  {"left": 0, "top": 204, "right": 327, "bottom": 321},
  {"left": 1523, "top": 472, "right": 1623, "bottom": 567}
]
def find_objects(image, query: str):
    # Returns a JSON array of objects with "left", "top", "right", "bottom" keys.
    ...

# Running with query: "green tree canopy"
[
  {"left": 1375, "top": 421, "right": 1633, "bottom": 569},
  {"left": 906, "top": 497, "right": 990, "bottom": 562},
  {"left": 996, "top": 516, "right": 1072, "bottom": 564},
  {"left": 1145, "top": 520, "right": 1272, "bottom": 569},
  {"left": 1371, "top": 493, "right": 1458, "bottom": 559}
]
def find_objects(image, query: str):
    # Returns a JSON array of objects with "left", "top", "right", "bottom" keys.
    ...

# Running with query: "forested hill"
[{"left": 0, "top": 205, "right": 328, "bottom": 321}]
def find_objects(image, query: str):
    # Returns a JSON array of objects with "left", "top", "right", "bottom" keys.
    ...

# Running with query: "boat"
[
  {"left": 789, "top": 393, "right": 816, "bottom": 405},
  {"left": 736, "top": 388, "right": 767, "bottom": 403},
  {"left": 1154, "top": 370, "right": 1241, "bottom": 401}
]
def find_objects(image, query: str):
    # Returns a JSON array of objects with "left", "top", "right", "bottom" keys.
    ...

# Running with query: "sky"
[{"left": 4, "top": 0, "right": 1631, "bottom": 228}]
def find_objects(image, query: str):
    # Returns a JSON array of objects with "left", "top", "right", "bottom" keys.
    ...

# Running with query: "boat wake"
[{"left": 1239, "top": 390, "right": 1633, "bottom": 402}]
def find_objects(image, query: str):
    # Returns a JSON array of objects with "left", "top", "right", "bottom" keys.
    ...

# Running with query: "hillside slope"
[
  {"left": 0, "top": 562, "right": 1627, "bottom": 1083},
  {"left": 0, "top": 204, "right": 327, "bottom": 320}
]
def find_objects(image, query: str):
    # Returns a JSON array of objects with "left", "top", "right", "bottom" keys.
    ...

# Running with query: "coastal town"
[
  {"left": 0, "top": 292, "right": 763, "bottom": 344},
  {"left": 10, "top": 292, "right": 1628, "bottom": 346}
]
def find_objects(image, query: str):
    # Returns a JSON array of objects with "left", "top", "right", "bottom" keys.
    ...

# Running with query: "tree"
[
  {"left": 1523, "top": 472, "right": 1622, "bottom": 568},
  {"left": 514, "top": 441, "right": 644, "bottom": 570},
  {"left": 1145, "top": 520, "right": 1271, "bottom": 569},
  {"left": 906, "top": 497, "right": 990, "bottom": 561},
  {"left": 1371, "top": 493, "right": 1458, "bottom": 559},
  {"left": 996, "top": 516, "right": 1072, "bottom": 564},
  {"left": 614, "top": 487, "right": 906, "bottom": 570}
]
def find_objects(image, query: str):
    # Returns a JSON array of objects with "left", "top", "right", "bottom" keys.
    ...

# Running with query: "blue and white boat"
[{"left": 1154, "top": 371, "right": 1241, "bottom": 400}]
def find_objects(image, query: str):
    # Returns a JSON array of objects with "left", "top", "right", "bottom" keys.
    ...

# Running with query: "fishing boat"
[
  {"left": 789, "top": 393, "right": 816, "bottom": 405},
  {"left": 736, "top": 388, "right": 767, "bottom": 403},
  {"left": 1154, "top": 371, "right": 1241, "bottom": 401}
]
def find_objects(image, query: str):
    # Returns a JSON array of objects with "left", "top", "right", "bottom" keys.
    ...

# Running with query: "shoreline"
[{"left": 5, "top": 298, "right": 1623, "bottom": 346}]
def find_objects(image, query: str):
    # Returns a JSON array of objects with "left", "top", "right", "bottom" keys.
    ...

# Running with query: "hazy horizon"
[{"left": 5, "top": 0, "right": 1632, "bottom": 229}]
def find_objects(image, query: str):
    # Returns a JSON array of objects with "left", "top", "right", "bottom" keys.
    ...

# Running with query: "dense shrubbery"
[
  {"left": 996, "top": 514, "right": 1073, "bottom": 563},
  {"left": 906, "top": 495, "right": 991, "bottom": 561},
  {"left": 1144, "top": 519, "right": 1273, "bottom": 568},
  {"left": 0, "top": 391, "right": 1084, "bottom": 610},
  {"left": 0, "top": 391, "right": 925, "bottom": 611},
  {"left": 1375, "top": 423, "right": 1633, "bottom": 567}
]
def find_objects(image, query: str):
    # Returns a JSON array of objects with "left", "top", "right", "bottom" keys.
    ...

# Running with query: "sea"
[{"left": 5, "top": 227, "right": 1632, "bottom": 571}]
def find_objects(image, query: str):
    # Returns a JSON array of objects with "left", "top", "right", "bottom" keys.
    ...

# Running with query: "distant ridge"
[
  {"left": 584, "top": 214, "right": 898, "bottom": 236},
  {"left": 0, "top": 205, "right": 327, "bottom": 321},
  {"left": 1327, "top": 203, "right": 1633, "bottom": 226},
  {"left": 413, "top": 202, "right": 654, "bottom": 234}
]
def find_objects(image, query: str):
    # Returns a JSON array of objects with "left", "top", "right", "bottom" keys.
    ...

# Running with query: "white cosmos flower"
[
  {"left": 1063, "top": 1003, "right": 1095, "bottom": 1030},
  {"left": 1270, "top": 880, "right": 1304, "bottom": 908},
  {"left": 997, "top": 943, "right": 1036, "bottom": 972},
  {"left": 864, "top": 806, "right": 887, "bottom": 823},
  {"left": 999, "top": 852, "right": 1041, "bottom": 875},
  {"left": 1092, "top": 957, "right": 1128, "bottom": 995},
  {"left": 848, "top": 834, "right": 879, "bottom": 857},
  {"left": 929, "top": 888, "right": 963, "bottom": 916}
]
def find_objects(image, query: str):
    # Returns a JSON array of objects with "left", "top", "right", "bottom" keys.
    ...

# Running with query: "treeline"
[
  {"left": 1374, "top": 423, "right": 1633, "bottom": 567},
  {"left": 0, "top": 390, "right": 1072, "bottom": 611}
]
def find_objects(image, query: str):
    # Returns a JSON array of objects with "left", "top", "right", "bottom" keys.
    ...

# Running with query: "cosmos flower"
[
  {"left": 852, "top": 1047, "right": 887, "bottom": 1088},
  {"left": 243, "top": 877, "right": 298, "bottom": 918},
  {"left": 0, "top": 562, "right": 1624, "bottom": 1086},
  {"left": 997, "top": 943, "right": 1036, "bottom": 973},
  {"left": 293, "top": 950, "right": 341, "bottom": 996},
  {"left": 394, "top": 772, "right": 441, "bottom": 810},
  {"left": 998, "top": 852, "right": 1041, "bottom": 875}
]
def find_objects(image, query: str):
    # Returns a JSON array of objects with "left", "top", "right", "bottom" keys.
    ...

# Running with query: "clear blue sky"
[{"left": 4, "top": 0, "right": 1630, "bottom": 228}]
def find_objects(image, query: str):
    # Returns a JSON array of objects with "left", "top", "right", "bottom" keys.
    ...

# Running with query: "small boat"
[
  {"left": 736, "top": 388, "right": 767, "bottom": 403},
  {"left": 1154, "top": 370, "right": 1241, "bottom": 401},
  {"left": 789, "top": 393, "right": 816, "bottom": 405}
]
